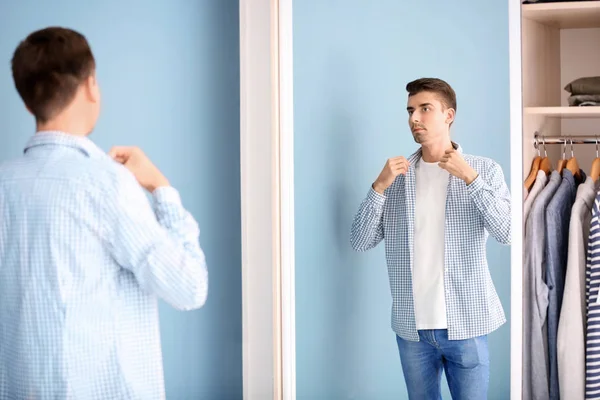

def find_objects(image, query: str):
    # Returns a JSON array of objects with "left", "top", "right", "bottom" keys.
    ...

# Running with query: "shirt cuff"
[
  {"left": 152, "top": 186, "right": 186, "bottom": 228},
  {"left": 367, "top": 186, "right": 386, "bottom": 207},
  {"left": 152, "top": 186, "right": 182, "bottom": 205},
  {"left": 466, "top": 174, "right": 485, "bottom": 195}
]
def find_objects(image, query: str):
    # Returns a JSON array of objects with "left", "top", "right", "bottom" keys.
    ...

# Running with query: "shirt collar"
[
  {"left": 24, "top": 131, "right": 108, "bottom": 160},
  {"left": 408, "top": 141, "right": 463, "bottom": 164}
]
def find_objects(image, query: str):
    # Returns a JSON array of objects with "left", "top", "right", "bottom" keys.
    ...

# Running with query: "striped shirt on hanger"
[{"left": 586, "top": 191, "right": 600, "bottom": 399}]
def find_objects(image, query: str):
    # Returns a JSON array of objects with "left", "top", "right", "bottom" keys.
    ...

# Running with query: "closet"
[
  {"left": 522, "top": 1, "right": 600, "bottom": 167},
  {"left": 520, "top": 1, "right": 600, "bottom": 399}
]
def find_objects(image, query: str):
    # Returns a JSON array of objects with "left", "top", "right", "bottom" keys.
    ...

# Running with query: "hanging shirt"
[
  {"left": 0, "top": 132, "right": 209, "bottom": 399},
  {"left": 586, "top": 190, "right": 600, "bottom": 399},
  {"left": 558, "top": 176, "right": 597, "bottom": 400},
  {"left": 546, "top": 168, "right": 581, "bottom": 399},
  {"left": 523, "top": 170, "right": 561, "bottom": 400},
  {"left": 413, "top": 159, "right": 450, "bottom": 329},
  {"left": 524, "top": 170, "right": 548, "bottom": 229}
]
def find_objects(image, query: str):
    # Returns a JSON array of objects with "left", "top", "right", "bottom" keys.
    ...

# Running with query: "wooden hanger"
[
  {"left": 566, "top": 138, "right": 582, "bottom": 182},
  {"left": 524, "top": 156, "right": 541, "bottom": 191},
  {"left": 538, "top": 136, "right": 552, "bottom": 175},
  {"left": 591, "top": 136, "right": 600, "bottom": 182},
  {"left": 524, "top": 136, "right": 548, "bottom": 191},
  {"left": 556, "top": 138, "right": 567, "bottom": 174},
  {"left": 540, "top": 156, "right": 552, "bottom": 175}
]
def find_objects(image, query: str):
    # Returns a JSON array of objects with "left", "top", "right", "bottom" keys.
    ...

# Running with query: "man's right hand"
[
  {"left": 108, "top": 146, "right": 170, "bottom": 193},
  {"left": 372, "top": 156, "right": 409, "bottom": 194}
]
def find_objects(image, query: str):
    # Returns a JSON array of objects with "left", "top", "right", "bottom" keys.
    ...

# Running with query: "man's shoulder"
[
  {"left": 0, "top": 154, "right": 27, "bottom": 171},
  {"left": 462, "top": 152, "right": 497, "bottom": 164},
  {"left": 462, "top": 153, "right": 502, "bottom": 171},
  {"left": 0, "top": 152, "right": 127, "bottom": 191},
  {"left": 81, "top": 158, "right": 141, "bottom": 195}
]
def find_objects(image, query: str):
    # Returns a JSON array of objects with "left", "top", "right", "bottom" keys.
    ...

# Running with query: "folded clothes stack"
[{"left": 564, "top": 76, "right": 600, "bottom": 107}]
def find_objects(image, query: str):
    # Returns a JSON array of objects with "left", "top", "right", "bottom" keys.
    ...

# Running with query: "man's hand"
[
  {"left": 108, "top": 146, "right": 170, "bottom": 192},
  {"left": 373, "top": 156, "right": 410, "bottom": 194},
  {"left": 438, "top": 148, "right": 478, "bottom": 184}
]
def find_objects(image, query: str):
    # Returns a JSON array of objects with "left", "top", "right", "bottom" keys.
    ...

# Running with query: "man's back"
[{"left": 0, "top": 132, "right": 208, "bottom": 399}]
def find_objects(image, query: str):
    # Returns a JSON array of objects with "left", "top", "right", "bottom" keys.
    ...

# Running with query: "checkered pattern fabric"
[
  {"left": 351, "top": 144, "right": 511, "bottom": 341},
  {"left": 0, "top": 131, "right": 208, "bottom": 399}
]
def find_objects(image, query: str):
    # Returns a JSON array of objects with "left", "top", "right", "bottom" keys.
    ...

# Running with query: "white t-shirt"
[{"left": 413, "top": 159, "right": 449, "bottom": 329}]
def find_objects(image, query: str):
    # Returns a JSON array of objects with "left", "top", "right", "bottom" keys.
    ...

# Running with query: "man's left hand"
[{"left": 438, "top": 149, "right": 479, "bottom": 185}]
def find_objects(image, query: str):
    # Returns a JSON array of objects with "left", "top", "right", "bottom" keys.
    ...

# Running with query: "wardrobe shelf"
[
  {"left": 522, "top": 1, "right": 600, "bottom": 29},
  {"left": 524, "top": 106, "right": 600, "bottom": 118}
]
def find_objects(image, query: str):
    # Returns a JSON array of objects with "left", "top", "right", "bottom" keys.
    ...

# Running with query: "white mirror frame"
[
  {"left": 508, "top": 0, "right": 523, "bottom": 398},
  {"left": 240, "top": 0, "right": 296, "bottom": 399},
  {"left": 242, "top": 0, "right": 523, "bottom": 398}
]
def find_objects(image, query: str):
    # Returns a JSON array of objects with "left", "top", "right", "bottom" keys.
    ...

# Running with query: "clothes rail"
[{"left": 533, "top": 133, "right": 600, "bottom": 147}]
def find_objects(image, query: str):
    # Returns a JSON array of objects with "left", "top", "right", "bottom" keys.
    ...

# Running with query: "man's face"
[{"left": 406, "top": 91, "right": 454, "bottom": 145}]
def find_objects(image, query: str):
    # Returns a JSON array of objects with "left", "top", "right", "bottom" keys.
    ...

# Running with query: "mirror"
[
  {"left": 0, "top": 2, "right": 242, "bottom": 399},
  {"left": 292, "top": 1, "right": 512, "bottom": 398}
]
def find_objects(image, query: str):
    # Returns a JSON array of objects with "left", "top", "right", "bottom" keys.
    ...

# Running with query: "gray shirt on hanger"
[
  {"left": 523, "top": 170, "right": 561, "bottom": 400},
  {"left": 524, "top": 170, "right": 548, "bottom": 229}
]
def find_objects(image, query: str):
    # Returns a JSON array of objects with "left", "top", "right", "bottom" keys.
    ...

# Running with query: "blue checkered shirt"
[
  {"left": 0, "top": 132, "right": 208, "bottom": 399},
  {"left": 350, "top": 144, "right": 511, "bottom": 341}
]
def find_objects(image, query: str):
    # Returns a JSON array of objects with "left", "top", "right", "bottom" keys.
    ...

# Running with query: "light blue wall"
[
  {"left": 0, "top": 1, "right": 242, "bottom": 399},
  {"left": 293, "top": 1, "right": 511, "bottom": 399}
]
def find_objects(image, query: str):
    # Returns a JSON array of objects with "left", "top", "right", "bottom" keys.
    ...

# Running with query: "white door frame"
[
  {"left": 508, "top": 0, "right": 523, "bottom": 398},
  {"left": 239, "top": 0, "right": 296, "bottom": 399}
]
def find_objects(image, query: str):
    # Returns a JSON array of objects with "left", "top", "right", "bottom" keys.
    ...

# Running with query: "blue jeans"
[{"left": 396, "top": 329, "right": 489, "bottom": 400}]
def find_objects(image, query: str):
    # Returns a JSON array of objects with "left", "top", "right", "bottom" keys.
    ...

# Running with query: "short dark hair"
[
  {"left": 11, "top": 27, "right": 96, "bottom": 123},
  {"left": 406, "top": 77, "right": 457, "bottom": 112}
]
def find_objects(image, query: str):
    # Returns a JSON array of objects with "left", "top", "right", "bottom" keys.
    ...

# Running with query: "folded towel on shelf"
[
  {"left": 564, "top": 77, "right": 600, "bottom": 96},
  {"left": 568, "top": 94, "right": 600, "bottom": 107}
]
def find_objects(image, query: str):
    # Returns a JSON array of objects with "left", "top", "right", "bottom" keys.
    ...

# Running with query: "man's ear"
[
  {"left": 445, "top": 108, "right": 456, "bottom": 125},
  {"left": 84, "top": 73, "right": 100, "bottom": 103}
]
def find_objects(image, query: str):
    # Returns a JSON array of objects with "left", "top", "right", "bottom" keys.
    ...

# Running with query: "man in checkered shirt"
[
  {"left": 351, "top": 78, "right": 511, "bottom": 399},
  {"left": 0, "top": 27, "right": 208, "bottom": 398}
]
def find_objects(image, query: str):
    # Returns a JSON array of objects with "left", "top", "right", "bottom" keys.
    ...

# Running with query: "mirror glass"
[
  {"left": 292, "top": 2, "right": 512, "bottom": 398},
  {"left": 0, "top": 2, "right": 242, "bottom": 399}
]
